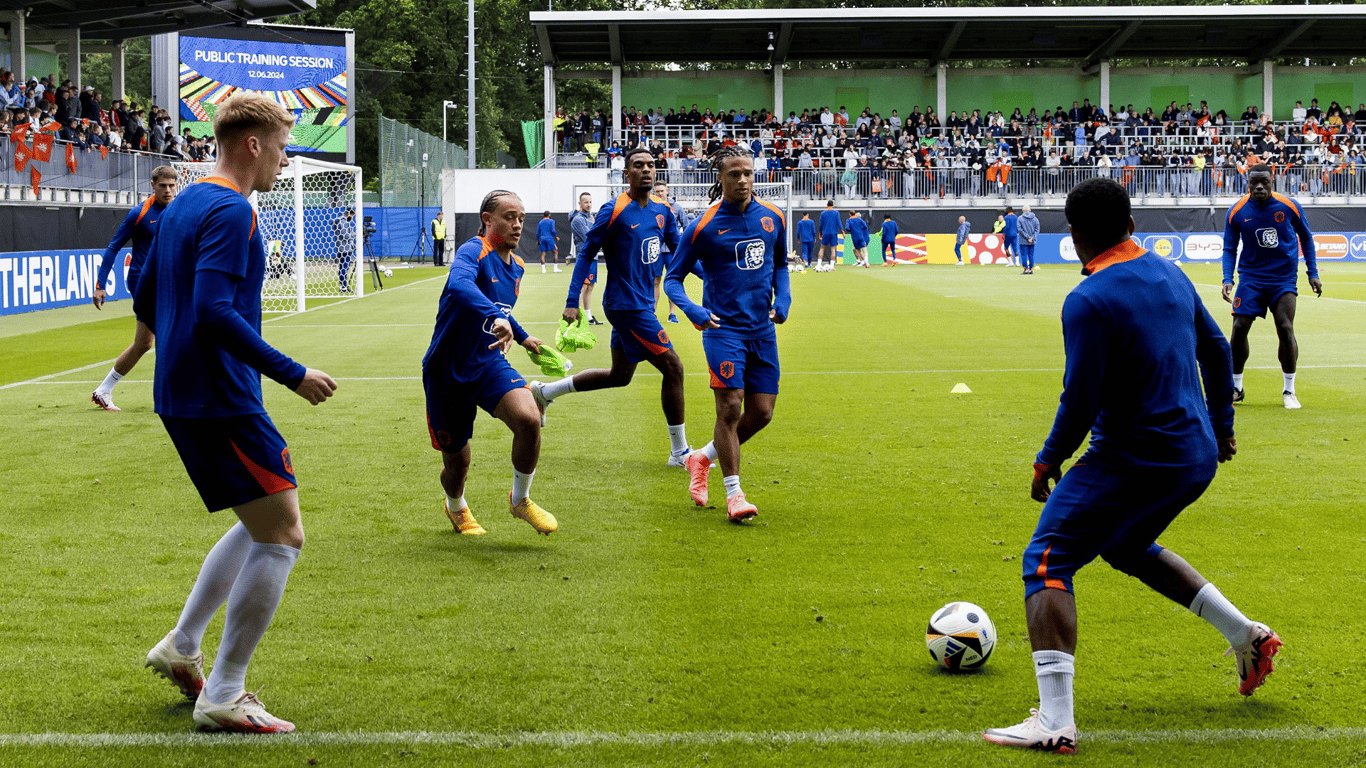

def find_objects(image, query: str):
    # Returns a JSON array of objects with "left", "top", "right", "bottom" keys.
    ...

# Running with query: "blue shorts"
[
  {"left": 1003, "top": 235, "right": 1018, "bottom": 253},
  {"left": 1232, "top": 280, "right": 1296, "bottom": 318},
  {"left": 161, "top": 413, "right": 297, "bottom": 512},
  {"left": 704, "top": 332, "right": 780, "bottom": 394},
  {"left": 1021, "top": 460, "right": 1215, "bottom": 599},
  {"left": 821, "top": 234, "right": 838, "bottom": 247},
  {"left": 800, "top": 241, "right": 814, "bottom": 260},
  {"left": 653, "top": 252, "right": 669, "bottom": 279},
  {"left": 583, "top": 258, "right": 598, "bottom": 288},
  {"left": 539, "top": 238, "right": 556, "bottom": 253},
  {"left": 424, "top": 358, "right": 528, "bottom": 453},
  {"left": 606, "top": 307, "right": 672, "bottom": 364},
  {"left": 851, "top": 238, "right": 869, "bottom": 250}
]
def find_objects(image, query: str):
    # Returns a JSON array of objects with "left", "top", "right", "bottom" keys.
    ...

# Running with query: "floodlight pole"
[{"left": 467, "top": 0, "right": 476, "bottom": 169}]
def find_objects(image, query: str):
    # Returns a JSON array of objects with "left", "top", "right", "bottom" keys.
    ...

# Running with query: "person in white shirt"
[
  {"left": 1291, "top": 101, "right": 1307, "bottom": 124},
  {"left": 820, "top": 107, "right": 834, "bottom": 128}
]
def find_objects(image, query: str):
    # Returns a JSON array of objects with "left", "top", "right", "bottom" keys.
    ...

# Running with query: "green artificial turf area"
[{"left": 1, "top": 262, "right": 1364, "bottom": 767}]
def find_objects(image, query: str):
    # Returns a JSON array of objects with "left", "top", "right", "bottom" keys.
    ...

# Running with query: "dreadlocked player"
[{"left": 665, "top": 146, "right": 791, "bottom": 523}]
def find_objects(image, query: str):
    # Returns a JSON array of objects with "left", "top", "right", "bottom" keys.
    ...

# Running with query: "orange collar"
[
  {"left": 199, "top": 176, "right": 243, "bottom": 195},
  {"left": 1083, "top": 238, "right": 1144, "bottom": 275}
]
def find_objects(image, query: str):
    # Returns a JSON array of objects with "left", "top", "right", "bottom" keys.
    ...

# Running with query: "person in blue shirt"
[
  {"left": 423, "top": 189, "right": 556, "bottom": 539},
  {"left": 536, "top": 211, "right": 561, "bottom": 274},
  {"left": 796, "top": 212, "right": 817, "bottom": 266},
  {"left": 845, "top": 209, "right": 870, "bottom": 267},
  {"left": 1002, "top": 206, "right": 1019, "bottom": 267},
  {"left": 985, "top": 178, "right": 1279, "bottom": 756},
  {"left": 653, "top": 180, "right": 693, "bottom": 323},
  {"left": 89, "top": 165, "right": 177, "bottom": 411},
  {"left": 568, "top": 192, "right": 601, "bottom": 324},
  {"left": 532, "top": 147, "right": 694, "bottom": 467},
  {"left": 879, "top": 214, "right": 899, "bottom": 267},
  {"left": 817, "top": 199, "right": 843, "bottom": 268},
  {"left": 133, "top": 94, "right": 337, "bottom": 734},
  {"left": 1221, "top": 164, "right": 1321, "bottom": 409},
  {"left": 665, "top": 146, "right": 791, "bottom": 524},
  {"left": 1017, "top": 205, "right": 1040, "bottom": 274},
  {"left": 955, "top": 216, "right": 970, "bottom": 265}
]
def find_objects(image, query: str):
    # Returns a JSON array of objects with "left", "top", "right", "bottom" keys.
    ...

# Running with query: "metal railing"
[{"left": 0, "top": 135, "right": 181, "bottom": 201}]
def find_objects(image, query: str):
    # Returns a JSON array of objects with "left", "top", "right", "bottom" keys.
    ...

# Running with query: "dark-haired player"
[
  {"left": 531, "top": 147, "right": 693, "bottom": 466},
  {"left": 984, "top": 178, "right": 1280, "bottom": 755},
  {"left": 817, "top": 199, "right": 842, "bottom": 269},
  {"left": 536, "top": 210, "right": 561, "bottom": 274},
  {"left": 879, "top": 214, "right": 899, "bottom": 266},
  {"left": 134, "top": 94, "right": 337, "bottom": 733},
  {"left": 1221, "top": 164, "right": 1320, "bottom": 409},
  {"left": 796, "top": 212, "right": 816, "bottom": 267},
  {"left": 90, "top": 165, "right": 178, "bottom": 411},
  {"left": 423, "top": 189, "right": 555, "bottom": 537},
  {"left": 666, "top": 146, "right": 791, "bottom": 523}
]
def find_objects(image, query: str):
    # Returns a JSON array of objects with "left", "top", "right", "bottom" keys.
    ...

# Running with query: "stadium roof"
[
  {"left": 531, "top": 5, "right": 1366, "bottom": 68},
  {"left": 0, "top": 0, "right": 316, "bottom": 42}
]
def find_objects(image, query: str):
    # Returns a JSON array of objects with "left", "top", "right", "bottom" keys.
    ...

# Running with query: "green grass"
[{"left": 2, "top": 263, "right": 1365, "bottom": 767}]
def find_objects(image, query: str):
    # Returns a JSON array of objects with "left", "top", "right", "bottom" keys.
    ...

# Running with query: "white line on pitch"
[
  {"left": 0, "top": 355, "right": 132, "bottom": 391},
  {"left": 1, "top": 725, "right": 1362, "bottom": 749},
  {"left": 1189, "top": 281, "right": 1366, "bottom": 305}
]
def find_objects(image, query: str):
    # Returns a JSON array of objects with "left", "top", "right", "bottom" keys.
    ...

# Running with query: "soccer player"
[
  {"left": 665, "top": 147, "right": 791, "bottom": 523},
  {"left": 569, "top": 192, "right": 602, "bottom": 325},
  {"left": 1221, "top": 164, "right": 1321, "bottom": 409},
  {"left": 846, "top": 209, "right": 870, "bottom": 267},
  {"left": 653, "top": 180, "right": 691, "bottom": 323},
  {"left": 532, "top": 147, "right": 692, "bottom": 466},
  {"left": 424, "top": 189, "right": 555, "bottom": 537},
  {"left": 1002, "top": 206, "right": 1019, "bottom": 267},
  {"left": 134, "top": 94, "right": 338, "bottom": 733},
  {"left": 1018, "top": 204, "right": 1039, "bottom": 274},
  {"left": 90, "top": 165, "right": 177, "bottom": 411},
  {"left": 879, "top": 214, "right": 899, "bottom": 267},
  {"left": 984, "top": 178, "right": 1280, "bottom": 755},
  {"left": 536, "top": 211, "right": 561, "bottom": 273},
  {"left": 955, "top": 216, "right": 969, "bottom": 265},
  {"left": 334, "top": 208, "right": 356, "bottom": 293},
  {"left": 796, "top": 212, "right": 816, "bottom": 267},
  {"left": 817, "top": 199, "right": 843, "bottom": 269}
]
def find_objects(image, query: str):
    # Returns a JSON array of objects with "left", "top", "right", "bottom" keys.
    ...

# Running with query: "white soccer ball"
[
  {"left": 925, "top": 601, "right": 996, "bottom": 671},
  {"left": 384, "top": 268, "right": 393, "bottom": 277}
]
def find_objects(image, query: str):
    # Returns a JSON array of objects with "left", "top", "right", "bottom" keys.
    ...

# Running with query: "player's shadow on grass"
[{"left": 426, "top": 535, "right": 552, "bottom": 566}]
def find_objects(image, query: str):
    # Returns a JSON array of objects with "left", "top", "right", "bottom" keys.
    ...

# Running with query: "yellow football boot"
[
  {"left": 510, "top": 495, "right": 557, "bottom": 535},
  {"left": 445, "top": 505, "right": 486, "bottom": 535}
]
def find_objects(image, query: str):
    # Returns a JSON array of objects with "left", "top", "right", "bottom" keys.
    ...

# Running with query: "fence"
[{"left": 0, "top": 135, "right": 181, "bottom": 202}]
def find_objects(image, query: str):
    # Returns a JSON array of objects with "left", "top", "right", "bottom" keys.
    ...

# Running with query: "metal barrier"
[{"left": 0, "top": 135, "right": 182, "bottom": 203}]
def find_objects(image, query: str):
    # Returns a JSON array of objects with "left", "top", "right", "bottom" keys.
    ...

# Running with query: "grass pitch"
[{"left": 1, "top": 261, "right": 1364, "bottom": 767}]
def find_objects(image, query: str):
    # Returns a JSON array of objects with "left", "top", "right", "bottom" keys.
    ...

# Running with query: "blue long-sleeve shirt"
[
  {"left": 664, "top": 196, "right": 791, "bottom": 339},
  {"left": 1222, "top": 192, "right": 1317, "bottom": 284},
  {"left": 797, "top": 217, "right": 817, "bottom": 243},
  {"left": 566, "top": 193, "right": 678, "bottom": 310},
  {"left": 98, "top": 196, "right": 165, "bottom": 295},
  {"left": 422, "top": 236, "right": 530, "bottom": 384},
  {"left": 956, "top": 220, "right": 971, "bottom": 245},
  {"left": 819, "top": 208, "right": 843, "bottom": 236},
  {"left": 1003, "top": 212, "right": 1018, "bottom": 238},
  {"left": 880, "top": 219, "right": 899, "bottom": 245},
  {"left": 1017, "top": 211, "right": 1040, "bottom": 242},
  {"left": 847, "top": 215, "right": 870, "bottom": 247},
  {"left": 1037, "top": 240, "right": 1234, "bottom": 470}
]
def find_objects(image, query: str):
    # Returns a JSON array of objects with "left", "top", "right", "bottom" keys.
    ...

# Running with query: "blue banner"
[
  {"left": 0, "top": 249, "right": 130, "bottom": 316},
  {"left": 179, "top": 36, "right": 345, "bottom": 93}
]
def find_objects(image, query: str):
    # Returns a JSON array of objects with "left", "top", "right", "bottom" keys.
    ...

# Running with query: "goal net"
[
  {"left": 176, "top": 157, "right": 363, "bottom": 313},
  {"left": 576, "top": 179, "right": 794, "bottom": 256}
]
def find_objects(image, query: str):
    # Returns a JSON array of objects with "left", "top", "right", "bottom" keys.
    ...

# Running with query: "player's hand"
[
  {"left": 1309, "top": 277, "right": 1322, "bottom": 296},
  {"left": 1218, "top": 436, "right": 1237, "bottom": 463},
  {"left": 487, "top": 318, "right": 516, "bottom": 353},
  {"left": 770, "top": 307, "right": 787, "bottom": 324},
  {"left": 562, "top": 307, "right": 581, "bottom": 325},
  {"left": 1030, "top": 463, "right": 1061, "bottom": 503},
  {"left": 1221, "top": 282, "right": 1234, "bottom": 304},
  {"left": 93, "top": 286, "right": 106, "bottom": 309},
  {"left": 699, "top": 312, "right": 721, "bottom": 330},
  {"left": 295, "top": 368, "right": 338, "bottom": 405},
  {"left": 521, "top": 336, "right": 544, "bottom": 354}
]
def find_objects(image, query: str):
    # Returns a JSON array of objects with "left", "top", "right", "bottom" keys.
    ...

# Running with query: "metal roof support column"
[
  {"left": 612, "top": 64, "right": 622, "bottom": 146},
  {"left": 11, "top": 10, "right": 24, "bottom": 84},
  {"left": 67, "top": 28, "right": 81, "bottom": 90},
  {"left": 544, "top": 63, "right": 556, "bottom": 169},
  {"left": 111, "top": 44, "right": 125, "bottom": 101},
  {"left": 936, "top": 62, "right": 947, "bottom": 124},
  {"left": 773, "top": 62, "right": 783, "bottom": 126},
  {"left": 1099, "top": 59, "right": 1110, "bottom": 116},
  {"left": 1262, "top": 59, "right": 1274, "bottom": 121}
]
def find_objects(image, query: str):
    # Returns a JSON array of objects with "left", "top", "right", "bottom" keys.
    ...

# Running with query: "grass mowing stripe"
[
  {"left": 1188, "top": 281, "right": 1366, "bottom": 305},
  {"left": 0, "top": 355, "right": 126, "bottom": 390},
  {"left": 2, "top": 726, "right": 1361, "bottom": 748}
]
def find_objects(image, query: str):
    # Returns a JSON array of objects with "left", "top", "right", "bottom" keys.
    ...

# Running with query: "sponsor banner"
[
  {"left": 1312, "top": 233, "right": 1349, "bottom": 260},
  {"left": 0, "top": 250, "right": 131, "bottom": 316}
]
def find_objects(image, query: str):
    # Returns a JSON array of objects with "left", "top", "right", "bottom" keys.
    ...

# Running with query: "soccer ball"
[
  {"left": 384, "top": 268, "right": 393, "bottom": 278},
  {"left": 925, "top": 601, "right": 996, "bottom": 671}
]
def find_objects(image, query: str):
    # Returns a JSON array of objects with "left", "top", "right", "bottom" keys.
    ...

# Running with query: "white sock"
[
  {"left": 668, "top": 424, "right": 688, "bottom": 454},
  {"left": 205, "top": 542, "right": 300, "bottom": 704},
  {"left": 445, "top": 494, "right": 467, "bottom": 512},
  {"left": 1232, "top": 373, "right": 1244, "bottom": 390},
  {"left": 96, "top": 368, "right": 124, "bottom": 395},
  {"left": 542, "top": 376, "right": 577, "bottom": 401},
  {"left": 723, "top": 475, "right": 742, "bottom": 498},
  {"left": 1033, "top": 650, "right": 1076, "bottom": 730},
  {"left": 174, "top": 522, "right": 253, "bottom": 656},
  {"left": 512, "top": 469, "right": 535, "bottom": 504},
  {"left": 1189, "top": 583, "right": 1255, "bottom": 647},
  {"left": 1283, "top": 372, "right": 1296, "bottom": 394},
  {"left": 701, "top": 442, "right": 719, "bottom": 463},
  {"left": 541, "top": 264, "right": 547, "bottom": 273}
]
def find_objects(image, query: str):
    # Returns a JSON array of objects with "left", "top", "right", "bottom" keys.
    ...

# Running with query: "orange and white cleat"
[
  {"left": 1228, "top": 622, "right": 1283, "bottom": 696},
  {"left": 726, "top": 492, "right": 758, "bottom": 523},
  {"left": 145, "top": 630, "right": 204, "bottom": 701},
  {"left": 983, "top": 708, "right": 1077, "bottom": 754},
  {"left": 686, "top": 452, "right": 711, "bottom": 506},
  {"left": 445, "top": 504, "right": 486, "bottom": 535},
  {"left": 193, "top": 688, "right": 295, "bottom": 733},
  {"left": 91, "top": 391, "right": 121, "bottom": 411}
]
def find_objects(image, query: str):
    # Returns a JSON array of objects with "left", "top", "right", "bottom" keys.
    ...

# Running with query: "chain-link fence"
[{"left": 379, "top": 116, "right": 468, "bottom": 208}]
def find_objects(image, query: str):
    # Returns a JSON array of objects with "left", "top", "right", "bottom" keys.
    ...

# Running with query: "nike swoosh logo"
[
  {"left": 719, "top": 229, "right": 731, "bottom": 235},
  {"left": 512, "top": 378, "right": 523, "bottom": 384},
  {"left": 630, "top": 223, "right": 639, "bottom": 228},
  {"left": 1243, "top": 219, "right": 1251, "bottom": 222},
  {"left": 492, "top": 278, "right": 499, "bottom": 282},
  {"left": 149, "top": 219, "right": 158, "bottom": 224}
]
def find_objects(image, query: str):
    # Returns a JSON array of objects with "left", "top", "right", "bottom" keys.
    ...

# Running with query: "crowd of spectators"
[
  {"left": 554, "top": 96, "right": 1366, "bottom": 198},
  {"left": 0, "top": 69, "right": 217, "bottom": 165}
]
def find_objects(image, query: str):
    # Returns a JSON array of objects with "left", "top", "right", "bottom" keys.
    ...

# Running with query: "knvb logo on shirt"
[
  {"left": 1256, "top": 228, "right": 1279, "bottom": 249},
  {"left": 736, "top": 239, "right": 766, "bottom": 270},
  {"left": 482, "top": 302, "right": 514, "bottom": 336},
  {"left": 641, "top": 236, "right": 661, "bottom": 265}
]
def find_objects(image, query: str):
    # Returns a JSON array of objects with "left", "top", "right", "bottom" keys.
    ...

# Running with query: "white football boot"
[
  {"left": 145, "top": 630, "right": 204, "bottom": 701},
  {"left": 983, "top": 709, "right": 1077, "bottom": 754}
]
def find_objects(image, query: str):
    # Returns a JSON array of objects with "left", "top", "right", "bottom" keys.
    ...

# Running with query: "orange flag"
[
  {"left": 32, "top": 132, "right": 53, "bottom": 162},
  {"left": 30, "top": 165, "right": 41, "bottom": 196},
  {"left": 10, "top": 124, "right": 28, "bottom": 145},
  {"left": 99, "top": 145, "right": 109, "bottom": 160},
  {"left": 65, "top": 143, "right": 76, "bottom": 173},
  {"left": 39, "top": 121, "right": 60, "bottom": 133},
  {"left": 13, "top": 141, "right": 29, "bottom": 172}
]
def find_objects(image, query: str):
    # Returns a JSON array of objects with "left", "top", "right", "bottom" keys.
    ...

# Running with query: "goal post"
[{"left": 176, "top": 157, "right": 364, "bottom": 313}]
